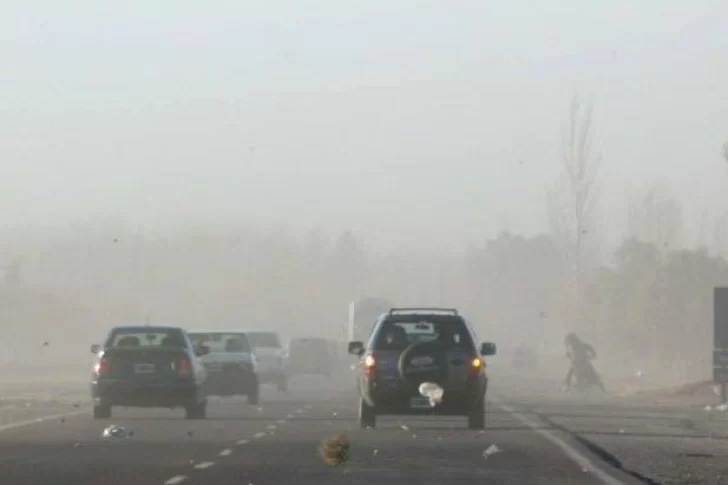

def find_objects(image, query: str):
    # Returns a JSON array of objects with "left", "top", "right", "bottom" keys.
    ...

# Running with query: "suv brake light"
[
  {"left": 94, "top": 357, "right": 111, "bottom": 376},
  {"left": 363, "top": 353, "right": 376, "bottom": 377},
  {"left": 469, "top": 356, "right": 483, "bottom": 375}
]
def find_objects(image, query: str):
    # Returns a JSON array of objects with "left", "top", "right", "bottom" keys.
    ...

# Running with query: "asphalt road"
[{"left": 0, "top": 373, "right": 718, "bottom": 485}]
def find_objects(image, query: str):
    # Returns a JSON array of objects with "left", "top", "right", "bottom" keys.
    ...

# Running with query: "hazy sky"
[{"left": 2, "top": 1, "right": 727, "bottom": 247}]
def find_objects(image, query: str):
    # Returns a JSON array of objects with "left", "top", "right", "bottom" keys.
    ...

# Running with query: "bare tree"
[{"left": 549, "top": 94, "right": 603, "bottom": 306}]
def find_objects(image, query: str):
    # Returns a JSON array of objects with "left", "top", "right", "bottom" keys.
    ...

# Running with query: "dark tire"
[
  {"left": 467, "top": 397, "right": 485, "bottom": 430},
  {"left": 247, "top": 384, "right": 260, "bottom": 405},
  {"left": 93, "top": 404, "right": 111, "bottom": 419},
  {"left": 185, "top": 400, "right": 207, "bottom": 420},
  {"left": 359, "top": 398, "right": 376, "bottom": 429}
]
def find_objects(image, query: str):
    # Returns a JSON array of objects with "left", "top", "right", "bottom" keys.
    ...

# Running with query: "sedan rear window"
[{"left": 373, "top": 320, "right": 474, "bottom": 351}]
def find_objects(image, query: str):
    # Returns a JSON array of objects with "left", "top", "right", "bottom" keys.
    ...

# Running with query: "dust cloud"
[
  {"left": 2, "top": 2, "right": 728, "bottom": 398},
  {"left": 0, "top": 210, "right": 726, "bottom": 394}
]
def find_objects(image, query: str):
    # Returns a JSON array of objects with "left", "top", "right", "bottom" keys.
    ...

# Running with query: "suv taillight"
[
  {"left": 468, "top": 356, "right": 483, "bottom": 375},
  {"left": 363, "top": 353, "right": 376, "bottom": 377},
  {"left": 94, "top": 357, "right": 111, "bottom": 376},
  {"left": 175, "top": 357, "right": 193, "bottom": 375}
]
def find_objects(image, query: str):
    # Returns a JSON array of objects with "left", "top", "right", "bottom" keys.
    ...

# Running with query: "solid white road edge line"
[
  {"left": 0, "top": 409, "right": 88, "bottom": 434},
  {"left": 164, "top": 475, "right": 187, "bottom": 485},
  {"left": 496, "top": 401, "right": 625, "bottom": 485}
]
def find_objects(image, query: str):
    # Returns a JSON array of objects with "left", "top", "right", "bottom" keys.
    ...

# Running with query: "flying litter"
[{"left": 418, "top": 382, "right": 444, "bottom": 407}]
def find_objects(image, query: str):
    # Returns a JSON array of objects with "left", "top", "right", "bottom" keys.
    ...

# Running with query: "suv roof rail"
[{"left": 388, "top": 308, "right": 459, "bottom": 315}]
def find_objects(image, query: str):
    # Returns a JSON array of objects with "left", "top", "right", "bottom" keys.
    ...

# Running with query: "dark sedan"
[{"left": 90, "top": 325, "right": 209, "bottom": 419}]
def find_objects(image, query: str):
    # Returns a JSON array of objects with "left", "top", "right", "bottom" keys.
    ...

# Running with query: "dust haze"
[{"left": 2, "top": 1, "right": 728, "bottom": 396}]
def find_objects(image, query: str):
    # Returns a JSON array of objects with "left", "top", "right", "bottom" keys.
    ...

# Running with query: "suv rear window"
[
  {"left": 373, "top": 318, "right": 475, "bottom": 351},
  {"left": 247, "top": 332, "right": 281, "bottom": 348}
]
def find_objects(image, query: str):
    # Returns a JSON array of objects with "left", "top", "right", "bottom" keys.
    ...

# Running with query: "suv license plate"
[
  {"left": 410, "top": 397, "right": 432, "bottom": 409},
  {"left": 134, "top": 363, "right": 156, "bottom": 374}
]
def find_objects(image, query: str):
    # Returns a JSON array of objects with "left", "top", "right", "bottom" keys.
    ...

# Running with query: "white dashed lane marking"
[
  {"left": 0, "top": 409, "right": 88, "bottom": 434},
  {"left": 162, "top": 404, "right": 312, "bottom": 484}
]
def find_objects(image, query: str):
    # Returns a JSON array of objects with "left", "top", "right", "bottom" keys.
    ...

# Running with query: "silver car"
[
  {"left": 244, "top": 330, "right": 289, "bottom": 392},
  {"left": 188, "top": 331, "right": 260, "bottom": 404}
]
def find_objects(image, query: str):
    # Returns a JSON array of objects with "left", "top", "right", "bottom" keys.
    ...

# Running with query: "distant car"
[
  {"left": 348, "top": 308, "right": 496, "bottom": 430},
  {"left": 90, "top": 325, "right": 209, "bottom": 420},
  {"left": 245, "top": 330, "right": 288, "bottom": 392},
  {"left": 188, "top": 331, "right": 260, "bottom": 405},
  {"left": 287, "top": 337, "right": 333, "bottom": 379}
]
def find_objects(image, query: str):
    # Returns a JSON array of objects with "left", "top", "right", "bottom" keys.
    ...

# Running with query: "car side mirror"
[
  {"left": 195, "top": 345, "right": 210, "bottom": 357},
  {"left": 480, "top": 342, "right": 497, "bottom": 356},
  {"left": 90, "top": 344, "right": 101, "bottom": 354},
  {"left": 348, "top": 341, "right": 364, "bottom": 356}
]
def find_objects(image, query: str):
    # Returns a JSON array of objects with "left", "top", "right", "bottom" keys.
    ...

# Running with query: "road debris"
[
  {"left": 319, "top": 433, "right": 350, "bottom": 466},
  {"left": 482, "top": 444, "right": 502, "bottom": 459},
  {"left": 102, "top": 425, "right": 134, "bottom": 440}
]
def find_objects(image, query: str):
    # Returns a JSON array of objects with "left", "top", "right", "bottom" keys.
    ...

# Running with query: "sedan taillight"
[
  {"left": 94, "top": 357, "right": 111, "bottom": 376},
  {"left": 174, "top": 357, "right": 193, "bottom": 375}
]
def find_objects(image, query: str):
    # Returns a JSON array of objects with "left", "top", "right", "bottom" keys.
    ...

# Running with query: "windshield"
[
  {"left": 246, "top": 332, "right": 281, "bottom": 348},
  {"left": 188, "top": 333, "right": 251, "bottom": 353},
  {"left": 105, "top": 329, "right": 187, "bottom": 349},
  {"left": 373, "top": 320, "right": 474, "bottom": 351}
]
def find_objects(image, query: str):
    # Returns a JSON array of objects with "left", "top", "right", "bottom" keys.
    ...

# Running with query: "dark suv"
[{"left": 348, "top": 308, "right": 496, "bottom": 430}]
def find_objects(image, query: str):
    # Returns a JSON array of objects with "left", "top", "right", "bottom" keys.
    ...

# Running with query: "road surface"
[{"left": 0, "top": 373, "right": 721, "bottom": 485}]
